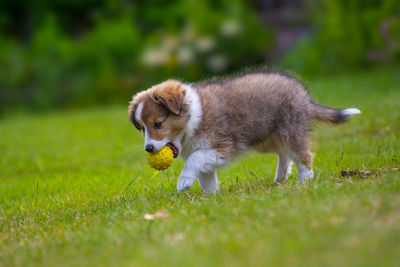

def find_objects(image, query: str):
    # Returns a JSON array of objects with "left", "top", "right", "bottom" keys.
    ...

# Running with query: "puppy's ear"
[
  {"left": 128, "top": 98, "right": 141, "bottom": 131},
  {"left": 153, "top": 80, "right": 186, "bottom": 116}
]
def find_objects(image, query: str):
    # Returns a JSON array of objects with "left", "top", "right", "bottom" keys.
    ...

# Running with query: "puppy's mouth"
[{"left": 167, "top": 142, "right": 179, "bottom": 158}]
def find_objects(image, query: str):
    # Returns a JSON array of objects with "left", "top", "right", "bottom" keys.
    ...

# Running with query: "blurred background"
[{"left": 0, "top": 0, "right": 399, "bottom": 115}]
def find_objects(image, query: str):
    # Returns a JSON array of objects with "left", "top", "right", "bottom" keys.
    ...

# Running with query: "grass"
[{"left": 1, "top": 67, "right": 399, "bottom": 266}]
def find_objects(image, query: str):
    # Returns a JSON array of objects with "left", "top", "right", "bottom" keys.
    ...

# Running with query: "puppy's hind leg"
[
  {"left": 290, "top": 138, "right": 313, "bottom": 183},
  {"left": 293, "top": 155, "right": 313, "bottom": 182},
  {"left": 273, "top": 151, "right": 292, "bottom": 183}
]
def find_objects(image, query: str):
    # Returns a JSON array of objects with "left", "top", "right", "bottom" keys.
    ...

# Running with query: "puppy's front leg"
[
  {"left": 177, "top": 150, "right": 224, "bottom": 192},
  {"left": 198, "top": 171, "right": 218, "bottom": 194},
  {"left": 177, "top": 173, "right": 197, "bottom": 193}
]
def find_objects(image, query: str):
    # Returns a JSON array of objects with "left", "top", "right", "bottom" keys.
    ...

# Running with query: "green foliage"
[
  {"left": 282, "top": 0, "right": 400, "bottom": 75},
  {"left": 1, "top": 67, "right": 399, "bottom": 266},
  {"left": 0, "top": 0, "right": 271, "bottom": 113},
  {"left": 1, "top": 0, "right": 399, "bottom": 112},
  {"left": 31, "top": 16, "right": 78, "bottom": 108}
]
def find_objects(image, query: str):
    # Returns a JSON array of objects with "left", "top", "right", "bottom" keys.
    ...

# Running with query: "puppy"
[{"left": 128, "top": 71, "right": 360, "bottom": 193}]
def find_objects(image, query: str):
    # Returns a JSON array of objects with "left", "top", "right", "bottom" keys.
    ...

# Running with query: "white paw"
[
  {"left": 298, "top": 169, "right": 313, "bottom": 183},
  {"left": 198, "top": 172, "right": 218, "bottom": 194},
  {"left": 199, "top": 180, "right": 218, "bottom": 194},
  {"left": 177, "top": 175, "right": 196, "bottom": 192},
  {"left": 202, "top": 185, "right": 218, "bottom": 194}
]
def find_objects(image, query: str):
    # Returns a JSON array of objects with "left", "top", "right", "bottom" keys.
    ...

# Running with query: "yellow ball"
[{"left": 147, "top": 145, "right": 175, "bottom": 170}]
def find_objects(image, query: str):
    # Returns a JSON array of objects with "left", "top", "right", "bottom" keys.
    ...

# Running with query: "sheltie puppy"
[{"left": 128, "top": 71, "right": 360, "bottom": 193}]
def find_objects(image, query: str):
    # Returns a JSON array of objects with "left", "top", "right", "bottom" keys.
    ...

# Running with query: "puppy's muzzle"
[{"left": 145, "top": 144, "right": 155, "bottom": 152}]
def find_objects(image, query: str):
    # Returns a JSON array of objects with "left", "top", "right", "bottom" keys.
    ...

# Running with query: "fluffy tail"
[{"left": 311, "top": 102, "right": 361, "bottom": 124}]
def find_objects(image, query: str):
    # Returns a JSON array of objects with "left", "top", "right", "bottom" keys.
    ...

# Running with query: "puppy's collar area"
[{"left": 182, "top": 83, "right": 202, "bottom": 137}]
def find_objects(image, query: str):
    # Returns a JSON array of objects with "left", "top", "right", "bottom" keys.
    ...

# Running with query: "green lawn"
[{"left": 1, "top": 67, "right": 399, "bottom": 266}]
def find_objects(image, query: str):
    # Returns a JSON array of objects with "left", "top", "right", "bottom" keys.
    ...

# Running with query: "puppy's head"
[{"left": 128, "top": 80, "right": 189, "bottom": 157}]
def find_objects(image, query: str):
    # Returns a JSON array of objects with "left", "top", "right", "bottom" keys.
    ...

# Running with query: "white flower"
[
  {"left": 196, "top": 36, "right": 215, "bottom": 53},
  {"left": 177, "top": 46, "right": 195, "bottom": 65},
  {"left": 207, "top": 54, "right": 228, "bottom": 72},
  {"left": 142, "top": 47, "right": 168, "bottom": 66},
  {"left": 220, "top": 20, "right": 243, "bottom": 37}
]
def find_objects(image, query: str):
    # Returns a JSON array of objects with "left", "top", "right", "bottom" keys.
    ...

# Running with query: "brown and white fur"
[{"left": 128, "top": 72, "right": 360, "bottom": 193}]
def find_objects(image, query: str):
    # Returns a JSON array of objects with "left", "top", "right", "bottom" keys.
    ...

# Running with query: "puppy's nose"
[{"left": 145, "top": 144, "right": 155, "bottom": 152}]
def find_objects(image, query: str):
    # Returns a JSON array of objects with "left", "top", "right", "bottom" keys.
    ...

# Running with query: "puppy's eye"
[{"left": 153, "top": 122, "right": 162, "bottom": 129}]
